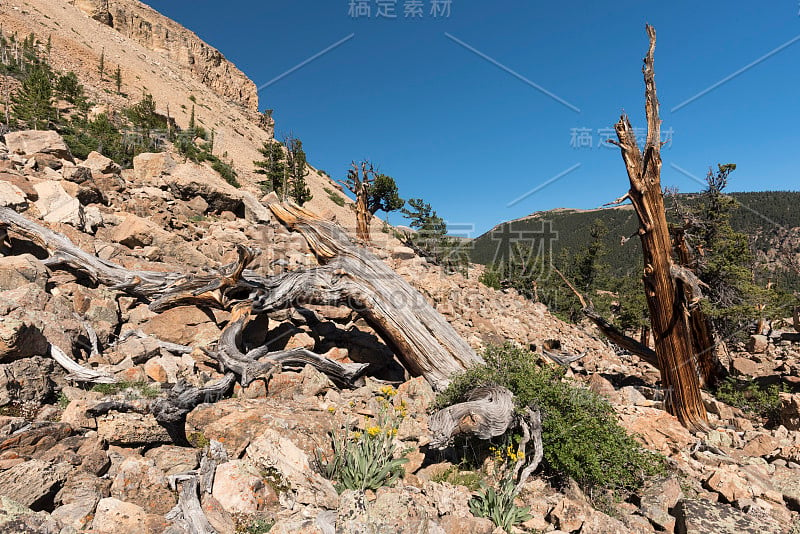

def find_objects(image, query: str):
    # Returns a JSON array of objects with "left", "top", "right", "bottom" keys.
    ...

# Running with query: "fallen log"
[{"left": 264, "top": 200, "right": 483, "bottom": 389}]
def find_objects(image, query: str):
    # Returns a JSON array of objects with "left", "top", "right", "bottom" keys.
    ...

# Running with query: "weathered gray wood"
[
  {"left": 264, "top": 201, "right": 483, "bottom": 389},
  {"left": 51, "top": 345, "right": 116, "bottom": 384}
]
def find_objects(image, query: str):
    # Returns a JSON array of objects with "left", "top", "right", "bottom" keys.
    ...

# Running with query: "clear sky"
[{"left": 143, "top": 0, "right": 800, "bottom": 236}]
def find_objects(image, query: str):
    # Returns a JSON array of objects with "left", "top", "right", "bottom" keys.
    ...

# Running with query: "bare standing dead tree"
[{"left": 608, "top": 25, "right": 708, "bottom": 430}]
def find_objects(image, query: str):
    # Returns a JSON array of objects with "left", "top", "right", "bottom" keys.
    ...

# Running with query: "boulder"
[
  {"left": 673, "top": 498, "right": 780, "bottom": 534},
  {"left": 4, "top": 130, "right": 73, "bottom": 161},
  {"left": 33, "top": 181, "right": 84, "bottom": 228},
  {"left": 746, "top": 335, "right": 768, "bottom": 354},
  {"left": 110, "top": 214, "right": 166, "bottom": 248},
  {"left": 96, "top": 412, "right": 172, "bottom": 446},
  {"left": 143, "top": 445, "right": 198, "bottom": 476},
  {"left": 0, "top": 495, "right": 62, "bottom": 533},
  {"left": 391, "top": 246, "right": 416, "bottom": 260},
  {"left": 211, "top": 460, "right": 275, "bottom": 515},
  {"left": 91, "top": 497, "right": 166, "bottom": 534},
  {"left": 0, "top": 181, "right": 28, "bottom": 210},
  {"left": 0, "top": 459, "right": 71, "bottom": 510},
  {"left": 167, "top": 162, "right": 244, "bottom": 214},
  {"left": 246, "top": 428, "right": 338, "bottom": 509},
  {"left": 639, "top": 476, "right": 682, "bottom": 531},
  {"left": 0, "top": 254, "right": 48, "bottom": 291},
  {"left": 705, "top": 468, "right": 750, "bottom": 503},
  {"left": 731, "top": 357, "right": 759, "bottom": 376},
  {"left": 110, "top": 455, "right": 176, "bottom": 514},
  {"left": 142, "top": 306, "right": 220, "bottom": 347},
  {"left": 132, "top": 151, "right": 176, "bottom": 183},
  {"left": 81, "top": 151, "right": 120, "bottom": 175},
  {"left": 51, "top": 471, "right": 108, "bottom": 530},
  {"left": 0, "top": 356, "right": 55, "bottom": 405}
]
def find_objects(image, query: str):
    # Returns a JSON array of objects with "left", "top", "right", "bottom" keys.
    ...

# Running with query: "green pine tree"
[
  {"left": 114, "top": 65, "right": 121, "bottom": 94},
  {"left": 285, "top": 136, "right": 312, "bottom": 205},
  {"left": 253, "top": 140, "right": 286, "bottom": 194},
  {"left": 98, "top": 48, "right": 105, "bottom": 80},
  {"left": 11, "top": 63, "right": 54, "bottom": 129}
]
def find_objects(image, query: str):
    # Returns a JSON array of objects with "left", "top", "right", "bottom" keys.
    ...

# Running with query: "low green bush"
[
  {"left": 437, "top": 343, "right": 665, "bottom": 492},
  {"left": 714, "top": 377, "right": 784, "bottom": 427}
]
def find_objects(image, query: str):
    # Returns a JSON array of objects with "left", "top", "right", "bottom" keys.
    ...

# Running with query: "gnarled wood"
[
  {"left": 51, "top": 345, "right": 117, "bottom": 384},
  {"left": 429, "top": 386, "right": 543, "bottom": 491},
  {"left": 613, "top": 25, "right": 707, "bottom": 429},
  {"left": 265, "top": 200, "right": 483, "bottom": 389}
]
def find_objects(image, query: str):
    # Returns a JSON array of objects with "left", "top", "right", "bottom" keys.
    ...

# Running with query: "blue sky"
[{"left": 143, "top": 0, "right": 800, "bottom": 235}]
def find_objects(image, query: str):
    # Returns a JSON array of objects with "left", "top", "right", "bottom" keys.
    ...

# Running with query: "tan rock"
[
  {"left": 82, "top": 151, "right": 120, "bottom": 174},
  {"left": 33, "top": 180, "right": 84, "bottom": 228},
  {"left": 211, "top": 460, "right": 274, "bottom": 515},
  {"left": 141, "top": 305, "right": 220, "bottom": 346},
  {"left": 731, "top": 357, "right": 760, "bottom": 376},
  {"left": 0, "top": 254, "right": 48, "bottom": 291},
  {"left": 0, "top": 181, "right": 28, "bottom": 210},
  {"left": 97, "top": 411, "right": 172, "bottom": 446},
  {"left": 779, "top": 393, "right": 800, "bottom": 430},
  {"left": 110, "top": 455, "right": 176, "bottom": 514},
  {"left": 132, "top": 151, "right": 176, "bottom": 183},
  {"left": 742, "top": 434, "right": 778, "bottom": 457},
  {"left": 705, "top": 468, "right": 750, "bottom": 503},
  {"left": 246, "top": 428, "right": 338, "bottom": 509},
  {"left": 4, "top": 130, "right": 73, "bottom": 161},
  {"left": 91, "top": 497, "right": 165, "bottom": 534},
  {"left": 746, "top": 335, "right": 769, "bottom": 354}
]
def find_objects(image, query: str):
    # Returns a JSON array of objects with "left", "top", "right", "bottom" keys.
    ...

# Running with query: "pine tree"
[
  {"left": 188, "top": 104, "right": 195, "bottom": 131},
  {"left": 253, "top": 140, "right": 285, "bottom": 194},
  {"left": 11, "top": 63, "right": 54, "bottom": 129},
  {"left": 114, "top": 65, "right": 121, "bottom": 94},
  {"left": 98, "top": 48, "right": 105, "bottom": 80},
  {"left": 285, "top": 136, "right": 311, "bottom": 205}
]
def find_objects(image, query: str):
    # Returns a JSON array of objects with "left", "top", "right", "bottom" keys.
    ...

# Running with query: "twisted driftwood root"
[
  {"left": 428, "top": 385, "right": 543, "bottom": 492},
  {"left": 166, "top": 440, "right": 228, "bottom": 534}
]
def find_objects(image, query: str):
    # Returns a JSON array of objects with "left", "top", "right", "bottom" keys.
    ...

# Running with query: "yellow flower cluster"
[
  {"left": 366, "top": 426, "right": 382, "bottom": 437},
  {"left": 394, "top": 399, "right": 408, "bottom": 418},
  {"left": 489, "top": 444, "right": 525, "bottom": 464},
  {"left": 379, "top": 385, "right": 397, "bottom": 397}
]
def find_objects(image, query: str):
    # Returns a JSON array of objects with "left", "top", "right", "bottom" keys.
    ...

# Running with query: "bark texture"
[{"left": 611, "top": 25, "right": 707, "bottom": 429}]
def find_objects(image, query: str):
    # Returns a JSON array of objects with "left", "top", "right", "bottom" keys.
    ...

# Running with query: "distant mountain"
[{"left": 470, "top": 191, "right": 800, "bottom": 291}]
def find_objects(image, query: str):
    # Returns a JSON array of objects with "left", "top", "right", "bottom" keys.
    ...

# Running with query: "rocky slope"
[
  {"left": 0, "top": 129, "right": 797, "bottom": 534},
  {"left": 0, "top": 1, "right": 798, "bottom": 533}
]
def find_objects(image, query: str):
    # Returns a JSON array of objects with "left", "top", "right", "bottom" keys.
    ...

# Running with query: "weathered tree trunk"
[
  {"left": 340, "top": 161, "right": 374, "bottom": 242},
  {"left": 611, "top": 25, "right": 707, "bottom": 429},
  {"left": 793, "top": 306, "right": 799, "bottom": 333},
  {"left": 672, "top": 230, "right": 726, "bottom": 388},
  {"left": 265, "top": 200, "right": 483, "bottom": 388}
]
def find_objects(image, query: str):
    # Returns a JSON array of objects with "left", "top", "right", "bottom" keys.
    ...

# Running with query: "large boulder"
[
  {"left": 245, "top": 428, "right": 338, "bottom": 509},
  {"left": 3, "top": 130, "right": 73, "bottom": 162},
  {"left": 0, "top": 254, "right": 48, "bottom": 291},
  {"left": 0, "top": 181, "right": 28, "bottom": 210},
  {"left": 0, "top": 459, "right": 72, "bottom": 510},
  {"left": 33, "top": 181, "right": 84, "bottom": 229},
  {"left": 0, "top": 356, "right": 56, "bottom": 405},
  {"left": 131, "top": 151, "right": 176, "bottom": 183},
  {"left": 81, "top": 151, "right": 120, "bottom": 175},
  {"left": 673, "top": 498, "right": 780, "bottom": 534}
]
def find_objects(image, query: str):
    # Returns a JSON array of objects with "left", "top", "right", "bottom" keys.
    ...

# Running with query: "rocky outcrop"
[{"left": 72, "top": 0, "right": 259, "bottom": 112}]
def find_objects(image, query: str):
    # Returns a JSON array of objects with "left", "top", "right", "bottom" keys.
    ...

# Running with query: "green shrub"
[
  {"left": 430, "top": 465, "right": 483, "bottom": 491},
  {"left": 437, "top": 344, "right": 665, "bottom": 492},
  {"left": 714, "top": 377, "right": 784, "bottom": 426},
  {"left": 469, "top": 476, "right": 531, "bottom": 531},
  {"left": 211, "top": 159, "right": 240, "bottom": 187},
  {"left": 323, "top": 187, "right": 345, "bottom": 207},
  {"left": 478, "top": 265, "right": 502, "bottom": 290},
  {"left": 91, "top": 381, "right": 161, "bottom": 398}
]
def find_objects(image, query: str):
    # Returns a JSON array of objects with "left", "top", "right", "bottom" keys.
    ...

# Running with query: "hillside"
[
  {"left": 0, "top": 2, "right": 798, "bottom": 534},
  {"left": 471, "top": 191, "right": 800, "bottom": 290}
]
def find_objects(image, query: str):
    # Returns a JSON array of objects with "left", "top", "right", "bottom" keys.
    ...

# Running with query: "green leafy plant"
[
  {"left": 714, "top": 377, "right": 784, "bottom": 426},
  {"left": 438, "top": 344, "right": 665, "bottom": 492},
  {"left": 430, "top": 465, "right": 483, "bottom": 491},
  {"left": 320, "top": 407, "right": 408, "bottom": 493},
  {"left": 469, "top": 475, "right": 531, "bottom": 531}
]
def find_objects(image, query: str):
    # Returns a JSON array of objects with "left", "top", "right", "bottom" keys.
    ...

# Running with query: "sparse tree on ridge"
[
  {"left": 340, "top": 160, "right": 405, "bottom": 242},
  {"left": 284, "top": 135, "right": 312, "bottom": 205}
]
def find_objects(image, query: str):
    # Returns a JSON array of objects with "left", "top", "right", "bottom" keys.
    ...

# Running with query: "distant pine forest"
[{"left": 470, "top": 191, "right": 800, "bottom": 292}]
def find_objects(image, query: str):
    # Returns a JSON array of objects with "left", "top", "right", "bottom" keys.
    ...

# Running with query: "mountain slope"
[{"left": 471, "top": 191, "right": 800, "bottom": 290}]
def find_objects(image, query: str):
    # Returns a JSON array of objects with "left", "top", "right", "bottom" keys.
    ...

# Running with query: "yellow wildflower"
[
  {"left": 379, "top": 385, "right": 397, "bottom": 397},
  {"left": 327, "top": 405, "right": 337, "bottom": 413},
  {"left": 366, "top": 426, "right": 381, "bottom": 437}
]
